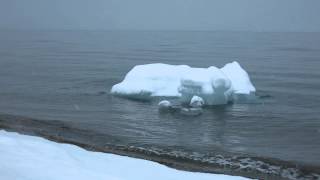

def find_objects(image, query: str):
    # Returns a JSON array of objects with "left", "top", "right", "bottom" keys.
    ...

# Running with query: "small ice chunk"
[
  {"left": 158, "top": 100, "right": 172, "bottom": 112},
  {"left": 190, "top": 96, "right": 204, "bottom": 107}
]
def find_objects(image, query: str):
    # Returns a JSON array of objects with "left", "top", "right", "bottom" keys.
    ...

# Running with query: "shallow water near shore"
[{"left": 0, "top": 30, "right": 320, "bottom": 179}]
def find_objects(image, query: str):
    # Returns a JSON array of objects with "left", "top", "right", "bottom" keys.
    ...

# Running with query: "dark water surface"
[{"left": 0, "top": 30, "right": 320, "bottom": 178}]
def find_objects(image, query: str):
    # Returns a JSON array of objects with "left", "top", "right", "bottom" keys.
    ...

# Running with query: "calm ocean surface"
[{"left": 0, "top": 30, "right": 319, "bottom": 169}]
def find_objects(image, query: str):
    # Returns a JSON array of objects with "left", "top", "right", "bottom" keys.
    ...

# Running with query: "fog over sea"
[{"left": 1, "top": 30, "right": 320, "bottom": 179}]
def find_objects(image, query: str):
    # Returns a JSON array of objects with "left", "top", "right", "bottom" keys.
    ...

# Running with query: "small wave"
[
  {"left": 100, "top": 144, "right": 320, "bottom": 180},
  {"left": 81, "top": 91, "right": 108, "bottom": 96},
  {"left": 259, "top": 94, "right": 273, "bottom": 99}
]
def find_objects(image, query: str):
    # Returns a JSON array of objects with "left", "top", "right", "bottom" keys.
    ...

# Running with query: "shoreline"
[
  {"left": 1, "top": 114, "right": 319, "bottom": 180},
  {"left": 0, "top": 130, "right": 249, "bottom": 180}
]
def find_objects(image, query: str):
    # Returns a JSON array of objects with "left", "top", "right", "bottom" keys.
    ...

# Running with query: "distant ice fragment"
[
  {"left": 190, "top": 96, "right": 204, "bottom": 107},
  {"left": 111, "top": 61, "right": 256, "bottom": 105}
]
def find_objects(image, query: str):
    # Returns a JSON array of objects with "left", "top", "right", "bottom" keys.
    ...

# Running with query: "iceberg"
[{"left": 111, "top": 61, "right": 256, "bottom": 105}]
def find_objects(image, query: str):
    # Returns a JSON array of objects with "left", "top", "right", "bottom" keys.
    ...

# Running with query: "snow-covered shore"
[{"left": 0, "top": 130, "right": 249, "bottom": 180}]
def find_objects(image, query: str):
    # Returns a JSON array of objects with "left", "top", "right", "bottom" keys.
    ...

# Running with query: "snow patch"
[{"left": 0, "top": 130, "right": 249, "bottom": 180}]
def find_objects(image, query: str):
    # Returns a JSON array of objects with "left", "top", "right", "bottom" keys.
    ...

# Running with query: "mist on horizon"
[{"left": 0, "top": 0, "right": 320, "bottom": 32}]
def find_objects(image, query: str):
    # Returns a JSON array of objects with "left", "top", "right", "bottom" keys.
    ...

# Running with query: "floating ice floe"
[{"left": 111, "top": 61, "right": 256, "bottom": 105}]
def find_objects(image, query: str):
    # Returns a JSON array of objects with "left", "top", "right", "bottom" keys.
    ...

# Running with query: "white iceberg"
[
  {"left": 0, "top": 130, "right": 249, "bottom": 180},
  {"left": 111, "top": 61, "right": 256, "bottom": 105}
]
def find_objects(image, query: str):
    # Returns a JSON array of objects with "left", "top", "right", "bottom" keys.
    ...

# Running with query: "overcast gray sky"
[{"left": 1, "top": 0, "right": 320, "bottom": 32}]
